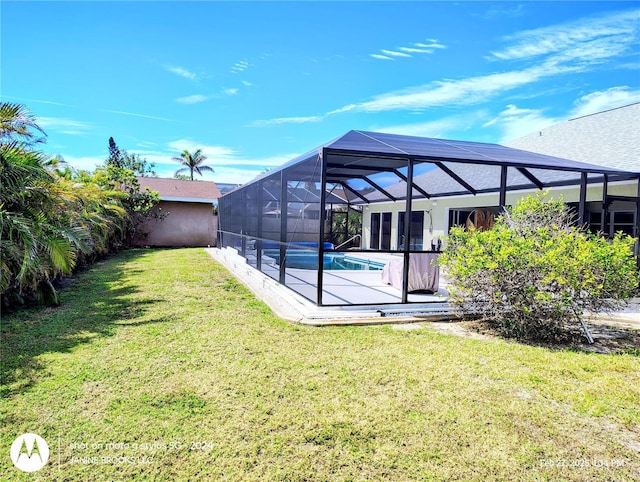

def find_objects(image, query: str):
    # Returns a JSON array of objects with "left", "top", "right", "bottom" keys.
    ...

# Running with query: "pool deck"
[{"left": 206, "top": 247, "right": 454, "bottom": 325}]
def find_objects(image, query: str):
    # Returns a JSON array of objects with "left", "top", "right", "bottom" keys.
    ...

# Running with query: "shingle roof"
[
  {"left": 507, "top": 102, "right": 640, "bottom": 172},
  {"left": 136, "top": 177, "right": 221, "bottom": 203}
]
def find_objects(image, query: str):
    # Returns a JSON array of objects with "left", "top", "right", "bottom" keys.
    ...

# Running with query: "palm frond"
[{"left": 0, "top": 102, "right": 47, "bottom": 144}]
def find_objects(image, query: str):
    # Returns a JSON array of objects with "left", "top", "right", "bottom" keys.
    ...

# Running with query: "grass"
[{"left": 1, "top": 248, "right": 639, "bottom": 481}]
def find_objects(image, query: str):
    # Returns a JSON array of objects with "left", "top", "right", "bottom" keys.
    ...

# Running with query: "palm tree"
[
  {"left": 0, "top": 102, "right": 46, "bottom": 144},
  {"left": 172, "top": 149, "right": 214, "bottom": 180}
]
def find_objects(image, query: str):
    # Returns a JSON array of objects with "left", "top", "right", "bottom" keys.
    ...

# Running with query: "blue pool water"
[{"left": 263, "top": 250, "right": 384, "bottom": 271}]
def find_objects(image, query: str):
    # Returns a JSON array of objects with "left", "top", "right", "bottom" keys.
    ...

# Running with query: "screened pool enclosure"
[{"left": 218, "top": 130, "right": 640, "bottom": 306}]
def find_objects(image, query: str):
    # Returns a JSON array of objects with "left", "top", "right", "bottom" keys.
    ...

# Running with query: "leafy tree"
[
  {"left": 439, "top": 192, "right": 640, "bottom": 342},
  {"left": 173, "top": 149, "right": 214, "bottom": 180},
  {"left": 173, "top": 174, "right": 192, "bottom": 181},
  {"left": 107, "top": 136, "right": 123, "bottom": 167},
  {"left": 326, "top": 206, "right": 362, "bottom": 248},
  {"left": 101, "top": 137, "right": 161, "bottom": 245},
  {"left": 106, "top": 137, "right": 155, "bottom": 177}
]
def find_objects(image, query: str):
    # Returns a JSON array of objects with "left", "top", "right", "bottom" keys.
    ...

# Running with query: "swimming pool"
[{"left": 263, "top": 250, "right": 384, "bottom": 271}]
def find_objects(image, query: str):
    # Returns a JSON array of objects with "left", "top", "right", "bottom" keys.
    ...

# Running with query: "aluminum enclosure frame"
[{"left": 218, "top": 130, "right": 640, "bottom": 307}]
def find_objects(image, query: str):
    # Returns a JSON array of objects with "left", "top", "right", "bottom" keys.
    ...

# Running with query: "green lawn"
[{"left": 1, "top": 248, "right": 639, "bottom": 481}]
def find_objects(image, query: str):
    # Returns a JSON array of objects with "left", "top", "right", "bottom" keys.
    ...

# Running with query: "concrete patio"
[{"left": 206, "top": 247, "right": 455, "bottom": 325}]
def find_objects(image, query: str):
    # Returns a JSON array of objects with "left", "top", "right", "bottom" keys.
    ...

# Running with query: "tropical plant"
[
  {"left": 439, "top": 192, "right": 640, "bottom": 342},
  {"left": 0, "top": 102, "right": 46, "bottom": 145},
  {"left": 173, "top": 149, "right": 214, "bottom": 180},
  {"left": 0, "top": 104, "right": 137, "bottom": 308},
  {"left": 0, "top": 142, "right": 88, "bottom": 305}
]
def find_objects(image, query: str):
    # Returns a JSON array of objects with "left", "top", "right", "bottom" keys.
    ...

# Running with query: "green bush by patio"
[{"left": 440, "top": 192, "right": 640, "bottom": 342}]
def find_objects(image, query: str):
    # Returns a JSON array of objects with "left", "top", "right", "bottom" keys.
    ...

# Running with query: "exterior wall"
[
  {"left": 362, "top": 181, "right": 637, "bottom": 250},
  {"left": 135, "top": 201, "right": 218, "bottom": 247}
]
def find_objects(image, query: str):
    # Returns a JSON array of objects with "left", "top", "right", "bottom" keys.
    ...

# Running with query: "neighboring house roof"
[
  {"left": 216, "top": 182, "right": 242, "bottom": 195},
  {"left": 137, "top": 177, "right": 221, "bottom": 203},
  {"left": 507, "top": 102, "right": 640, "bottom": 172}
]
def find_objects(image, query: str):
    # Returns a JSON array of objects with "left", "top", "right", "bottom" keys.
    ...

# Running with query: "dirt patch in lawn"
[{"left": 403, "top": 316, "right": 640, "bottom": 355}]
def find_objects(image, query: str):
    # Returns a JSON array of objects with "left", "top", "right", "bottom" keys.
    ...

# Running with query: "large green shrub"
[{"left": 439, "top": 192, "right": 639, "bottom": 342}]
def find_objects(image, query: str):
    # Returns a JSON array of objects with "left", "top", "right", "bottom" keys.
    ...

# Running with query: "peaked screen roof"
[
  {"left": 233, "top": 130, "right": 639, "bottom": 204},
  {"left": 325, "top": 130, "right": 639, "bottom": 174}
]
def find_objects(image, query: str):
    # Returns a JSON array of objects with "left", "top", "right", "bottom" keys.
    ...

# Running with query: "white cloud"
[
  {"left": 58, "top": 155, "right": 105, "bottom": 171},
  {"left": 328, "top": 12, "right": 634, "bottom": 117},
  {"left": 149, "top": 140, "right": 295, "bottom": 184},
  {"left": 370, "top": 54, "right": 393, "bottom": 60},
  {"left": 249, "top": 115, "right": 324, "bottom": 127},
  {"left": 4, "top": 96, "right": 67, "bottom": 106},
  {"left": 399, "top": 47, "right": 432, "bottom": 54},
  {"left": 485, "top": 105, "right": 559, "bottom": 143},
  {"left": 241, "top": 80, "right": 253, "bottom": 87},
  {"left": 104, "top": 110, "right": 173, "bottom": 122},
  {"left": 569, "top": 86, "right": 640, "bottom": 118},
  {"left": 489, "top": 9, "right": 639, "bottom": 61},
  {"left": 334, "top": 66, "right": 551, "bottom": 114},
  {"left": 481, "top": 4, "right": 526, "bottom": 20},
  {"left": 38, "top": 117, "right": 92, "bottom": 135},
  {"left": 58, "top": 137, "right": 295, "bottom": 184},
  {"left": 231, "top": 60, "right": 249, "bottom": 73},
  {"left": 380, "top": 49, "right": 412, "bottom": 58},
  {"left": 165, "top": 65, "right": 197, "bottom": 80},
  {"left": 485, "top": 86, "right": 640, "bottom": 144},
  {"left": 224, "top": 88, "right": 239, "bottom": 96},
  {"left": 379, "top": 111, "right": 489, "bottom": 138},
  {"left": 136, "top": 141, "right": 157, "bottom": 149},
  {"left": 414, "top": 40, "right": 446, "bottom": 49},
  {"left": 176, "top": 94, "right": 209, "bottom": 104},
  {"left": 371, "top": 39, "right": 446, "bottom": 60},
  {"left": 166, "top": 140, "right": 237, "bottom": 160}
]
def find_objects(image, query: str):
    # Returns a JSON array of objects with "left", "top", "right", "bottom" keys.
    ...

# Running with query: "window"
[
  {"left": 448, "top": 209, "right": 474, "bottom": 231},
  {"left": 448, "top": 207, "right": 498, "bottom": 232},
  {"left": 370, "top": 212, "right": 392, "bottom": 250},
  {"left": 398, "top": 211, "right": 425, "bottom": 250},
  {"left": 611, "top": 211, "right": 636, "bottom": 237},
  {"left": 370, "top": 213, "right": 380, "bottom": 249},
  {"left": 381, "top": 212, "right": 392, "bottom": 250}
]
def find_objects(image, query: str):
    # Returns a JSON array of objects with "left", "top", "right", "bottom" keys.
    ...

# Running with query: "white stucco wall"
[{"left": 362, "top": 181, "right": 637, "bottom": 250}]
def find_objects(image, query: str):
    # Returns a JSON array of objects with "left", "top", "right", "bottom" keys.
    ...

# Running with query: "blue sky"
[{"left": 2, "top": 1, "right": 639, "bottom": 184}]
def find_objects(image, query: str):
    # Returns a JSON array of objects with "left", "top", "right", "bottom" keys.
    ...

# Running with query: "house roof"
[
  {"left": 507, "top": 102, "right": 640, "bottom": 172},
  {"left": 137, "top": 177, "right": 221, "bottom": 203}
]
